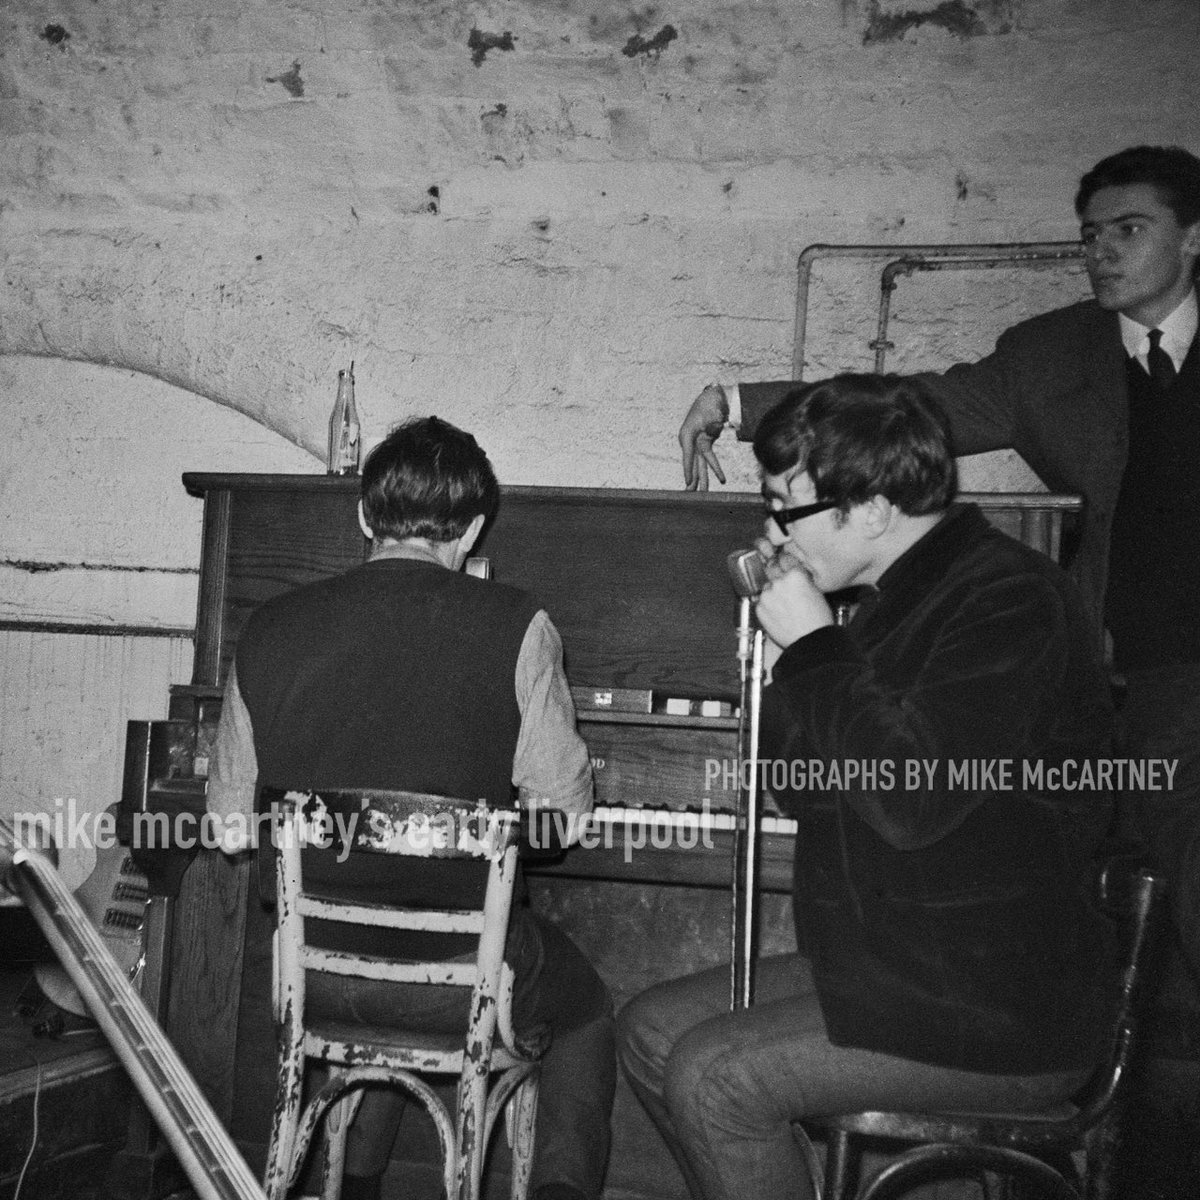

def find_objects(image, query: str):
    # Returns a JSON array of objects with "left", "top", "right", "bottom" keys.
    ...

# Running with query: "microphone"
[
  {"left": 727, "top": 549, "right": 768, "bottom": 599},
  {"left": 727, "top": 550, "right": 764, "bottom": 687}
]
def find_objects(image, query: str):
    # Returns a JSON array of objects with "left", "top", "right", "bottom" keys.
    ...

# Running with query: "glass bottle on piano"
[{"left": 327, "top": 364, "right": 360, "bottom": 475}]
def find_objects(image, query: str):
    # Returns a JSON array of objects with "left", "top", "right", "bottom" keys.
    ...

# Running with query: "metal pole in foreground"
[
  {"left": 730, "top": 594, "right": 753, "bottom": 1010},
  {"left": 736, "top": 629, "right": 765, "bottom": 1010}
]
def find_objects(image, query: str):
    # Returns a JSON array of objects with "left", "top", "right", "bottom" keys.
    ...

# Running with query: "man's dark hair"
[
  {"left": 753, "top": 374, "right": 957, "bottom": 516},
  {"left": 1075, "top": 144, "right": 1200, "bottom": 227},
  {"left": 360, "top": 416, "right": 500, "bottom": 542}
]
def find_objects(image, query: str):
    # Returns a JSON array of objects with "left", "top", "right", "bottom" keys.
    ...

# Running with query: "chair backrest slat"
[
  {"left": 267, "top": 788, "right": 516, "bottom": 862},
  {"left": 296, "top": 895, "right": 487, "bottom": 935},
  {"left": 299, "top": 948, "right": 478, "bottom": 987}
]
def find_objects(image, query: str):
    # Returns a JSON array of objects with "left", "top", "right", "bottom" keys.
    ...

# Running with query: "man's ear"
[
  {"left": 1184, "top": 219, "right": 1200, "bottom": 263},
  {"left": 858, "top": 495, "right": 894, "bottom": 538},
  {"left": 357, "top": 499, "right": 374, "bottom": 541},
  {"left": 460, "top": 512, "right": 486, "bottom": 556}
]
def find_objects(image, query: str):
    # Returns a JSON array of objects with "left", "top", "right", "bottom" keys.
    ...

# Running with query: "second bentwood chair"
[
  {"left": 804, "top": 855, "right": 1165, "bottom": 1200},
  {"left": 260, "top": 788, "right": 541, "bottom": 1200}
]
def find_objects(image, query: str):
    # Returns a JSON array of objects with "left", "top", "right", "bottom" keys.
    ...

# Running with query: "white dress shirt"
[{"left": 1119, "top": 289, "right": 1198, "bottom": 375}]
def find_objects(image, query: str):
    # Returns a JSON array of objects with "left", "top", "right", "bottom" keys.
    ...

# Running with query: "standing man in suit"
[{"left": 676, "top": 144, "right": 1200, "bottom": 996}]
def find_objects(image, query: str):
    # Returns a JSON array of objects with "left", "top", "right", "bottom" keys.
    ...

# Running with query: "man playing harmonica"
[{"left": 622, "top": 375, "right": 1117, "bottom": 1200}]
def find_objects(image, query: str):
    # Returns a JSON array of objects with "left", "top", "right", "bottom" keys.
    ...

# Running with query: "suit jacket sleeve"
[{"left": 737, "top": 328, "right": 1028, "bottom": 458}]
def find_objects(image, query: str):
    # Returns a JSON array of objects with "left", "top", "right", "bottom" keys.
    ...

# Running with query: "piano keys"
[
  {"left": 527, "top": 803, "right": 797, "bottom": 892},
  {"left": 591, "top": 804, "right": 797, "bottom": 838}
]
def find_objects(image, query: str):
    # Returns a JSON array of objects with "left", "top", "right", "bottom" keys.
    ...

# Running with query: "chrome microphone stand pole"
[
  {"left": 730, "top": 597, "right": 753, "bottom": 1009},
  {"left": 735, "top": 628, "right": 766, "bottom": 1010},
  {"left": 726, "top": 549, "right": 768, "bottom": 1011}
]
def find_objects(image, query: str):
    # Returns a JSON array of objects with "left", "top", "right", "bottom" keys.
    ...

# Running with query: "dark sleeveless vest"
[
  {"left": 1105, "top": 337, "right": 1200, "bottom": 670},
  {"left": 236, "top": 556, "right": 540, "bottom": 936}
]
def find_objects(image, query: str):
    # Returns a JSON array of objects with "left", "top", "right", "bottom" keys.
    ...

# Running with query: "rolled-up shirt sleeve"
[
  {"left": 207, "top": 661, "right": 260, "bottom": 854},
  {"left": 512, "top": 610, "right": 593, "bottom": 839}
]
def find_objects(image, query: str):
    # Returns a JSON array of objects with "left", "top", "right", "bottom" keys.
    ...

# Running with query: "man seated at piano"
[
  {"left": 207, "top": 416, "right": 615, "bottom": 1200},
  {"left": 618, "top": 374, "right": 1118, "bottom": 1200}
]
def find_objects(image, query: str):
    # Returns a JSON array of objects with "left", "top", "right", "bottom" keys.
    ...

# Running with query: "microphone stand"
[
  {"left": 726, "top": 549, "right": 769, "bottom": 1011},
  {"left": 729, "top": 628, "right": 768, "bottom": 1012},
  {"left": 730, "top": 597, "right": 752, "bottom": 1010},
  {"left": 730, "top": 605, "right": 767, "bottom": 1009}
]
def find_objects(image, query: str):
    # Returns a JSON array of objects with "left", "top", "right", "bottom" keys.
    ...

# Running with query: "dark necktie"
[{"left": 1146, "top": 328, "right": 1177, "bottom": 392}]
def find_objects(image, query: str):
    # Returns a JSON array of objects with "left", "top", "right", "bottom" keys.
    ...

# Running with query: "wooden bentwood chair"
[
  {"left": 260, "top": 789, "right": 541, "bottom": 1200},
  {"left": 804, "top": 856, "right": 1165, "bottom": 1200}
]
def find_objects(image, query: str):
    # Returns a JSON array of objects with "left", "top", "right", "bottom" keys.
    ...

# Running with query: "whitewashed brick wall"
[{"left": 2, "top": 0, "right": 1197, "bottom": 493}]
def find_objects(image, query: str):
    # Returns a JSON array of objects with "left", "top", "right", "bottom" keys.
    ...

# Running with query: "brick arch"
[{"left": 0, "top": 235, "right": 348, "bottom": 460}]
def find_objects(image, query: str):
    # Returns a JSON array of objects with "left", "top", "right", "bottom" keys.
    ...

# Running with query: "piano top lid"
[
  {"left": 182, "top": 473, "right": 1081, "bottom": 513},
  {"left": 182, "top": 473, "right": 762, "bottom": 508}
]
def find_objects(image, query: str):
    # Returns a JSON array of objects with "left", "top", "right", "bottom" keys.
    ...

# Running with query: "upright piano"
[{"left": 129, "top": 475, "right": 1081, "bottom": 1154}]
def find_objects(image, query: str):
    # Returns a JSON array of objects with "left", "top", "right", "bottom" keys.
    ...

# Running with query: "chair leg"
[
  {"left": 1082, "top": 1105, "right": 1121, "bottom": 1200},
  {"left": 507, "top": 1071, "right": 540, "bottom": 1200},
  {"left": 319, "top": 1098, "right": 348, "bottom": 1200},
  {"left": 320, "top": 1077, "right": 366, "bottom": 1200},
  {"left": 824, "top": 1128, "right": 853, "bottom": 1200},
  {"left": 454, "top": 1066, "right": 491, "bottom": 1200},
  {"left": 264, "top": 1046, "right": 308, "bottom": 1200},
  {"left": 793, "top": 1124, "right": 824, "bottom": 1200}
]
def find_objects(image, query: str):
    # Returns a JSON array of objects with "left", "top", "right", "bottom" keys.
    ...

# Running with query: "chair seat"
[
  {"left": 813, "top": 1098, "right": 1081, "bottom": 1144},
  {"left": 807, "top": 860, "right": 1165, "bottom": 1200},
  {"left": 306, "top": 1020, "right": 534, "bottom": 1073}
]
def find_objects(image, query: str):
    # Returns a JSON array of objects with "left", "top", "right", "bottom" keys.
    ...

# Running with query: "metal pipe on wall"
[{"left": 792, "top": 242, "right": 1084, "bottom": 380}]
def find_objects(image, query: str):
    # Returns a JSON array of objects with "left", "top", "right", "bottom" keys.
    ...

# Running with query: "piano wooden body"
[{"left": 136, "top": 474, "right": 1080, "bottom": 1178}]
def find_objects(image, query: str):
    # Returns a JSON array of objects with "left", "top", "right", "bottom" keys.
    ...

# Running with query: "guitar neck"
[{"left": 3, "top": 825, "right": 265, "bottom": 1200}]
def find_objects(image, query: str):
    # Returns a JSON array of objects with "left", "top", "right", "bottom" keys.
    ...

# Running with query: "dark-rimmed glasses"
[{"left": 768, "top": 500, "right": 838, "bottom": 535}]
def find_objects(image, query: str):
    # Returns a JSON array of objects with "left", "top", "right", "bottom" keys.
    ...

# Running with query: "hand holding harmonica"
[{"left": 752, "top": 546, "right": 835, "bottom": 650}]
